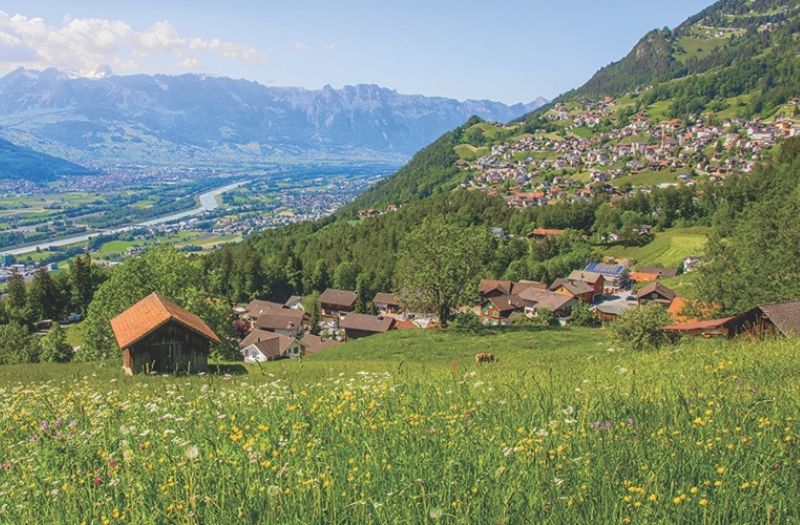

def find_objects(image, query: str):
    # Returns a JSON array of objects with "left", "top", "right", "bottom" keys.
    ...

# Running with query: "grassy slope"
[
  {"left": 602, "top": 226, "right": 710, "bottom": 269},
  {"left": 0, "top": 329, "right": 798, "bottom": 523}
]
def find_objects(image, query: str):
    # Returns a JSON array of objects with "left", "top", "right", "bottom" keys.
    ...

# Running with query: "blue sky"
[{"left": 0, "top": 0, "right": 710, "bottom": 103}]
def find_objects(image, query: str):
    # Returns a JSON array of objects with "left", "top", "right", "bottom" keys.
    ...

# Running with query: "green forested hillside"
[
  {"left": 572, "top": 0, "right": 800, "bottom": 106},
  {"left": 0, "top": 138, "right": 93, "bottom": 182}
]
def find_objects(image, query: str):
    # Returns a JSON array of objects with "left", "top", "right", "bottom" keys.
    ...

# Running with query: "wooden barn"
[{"left": 110, "top": 293, "right": 221, "bottom": 375}]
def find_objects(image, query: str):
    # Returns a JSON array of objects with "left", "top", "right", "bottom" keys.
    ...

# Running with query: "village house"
[
  {"left": 110, "top": 293, "right": 220, "bottom": 375},
  {"left": 584, "top": 262, "right": 630, "bottom": 291},
  {"left": 255, "top": 308, "right": 307, "bottom": 338},
  {"left": 240, "top": 329, "right": 305, "bottom": 362},
  {"left": 479, "top": 279, "right": 515, "bottom": 299},
  {"left": 480, "top": 294, "right": 527, "bottom": 325},
  {"left": 549, "top": 278, "right": 597, "bottom": 303},
  {"left": 635, "top": 282, "right": 676, "bottom": 307},
  {"left": 373, "top": 292, "right": 402, "bottom": 315},
  {"left": 479, "top": 279, "right": 547, "bottom": 302},
  {"left": 567, "top": 270, "right": 605, "bottom": 299},
  {"left": 339, "top": 313, "right": 396, "bottom": 341},
  {"left": 301, "top": 333, "right": 342, "bottom": 354},
  {"left": 318, "top": 289, "right": 358, "bottom": 319},
  {"left": 243, "top": 299, "right": 285, "bottom": 322},
  {"left": 662, "top": 300, "right": 800, "bottom": 339},
  {"left": 517, "top": 287, "right": 576, "bottom": 318}
]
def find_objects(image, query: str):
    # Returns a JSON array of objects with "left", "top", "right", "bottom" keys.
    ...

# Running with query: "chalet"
[
  {"left": 567, "top": 270, "right": 605, "bottom": 299},
  {"left": 584, "top": 262, "right": 629, "bottom": 290},
  {"left": 631, "top": 267, "right": 679, "bottom": 282},
  {"left": 339, "top": 313, "right": 395, "bottom": 341},
  {"left": 549, "top": 278, "right": 596, "bottom": 303},
  {"left": 635, "top": 282, "right": 676, "bottom": 307},
  {"left": 110, "top": 293, "right": 220, "bottom": 375},
  {"left": 527, "top": 228, "right": 566, "bottom": 240},
  {"left": 240, "top": 331, "right": 305, "bottom": 362},
  {"left": 517, "top": 288, "right": 576, "bottom": 318},
  {"left": 243, "top": 299, "right": 284, "bottom": 321},
  {"left": 318, "top": 289, "right": 358, "bottom": 318},
  {"left": 479, "top": 279, "right": 514, "bottom": 299},
  {"left": 593, "top": 301, "right": 633, "bottom": 324},
  {"left": 661, "top": 317, "right": 737, "bottom": 338},
  {"left": 480, "top": 294, "right": 527, "bottom": 325},
  {"left": 373, "top": 292, "right": 402, "bottom": 315},
  {"left": 255, "top": 309, "right": 307, "bottom": 338},
  {"left": 662, "top": 300, "right": 800, "bottom": 338},
  {"left": 301, "top": 334, "right": 342, "bottom": 354},
  {"left": 513, "top": 280, "right": 549, "bottom": 294}
]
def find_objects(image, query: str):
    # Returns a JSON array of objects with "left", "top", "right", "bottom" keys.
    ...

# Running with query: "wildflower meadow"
[{"left": 0, "top": 329, "right": 798, "bottom": 524}]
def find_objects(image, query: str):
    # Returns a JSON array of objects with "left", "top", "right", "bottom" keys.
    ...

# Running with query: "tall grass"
[{"left": 0, "top": 332, "right": 797, "bottom": 523}]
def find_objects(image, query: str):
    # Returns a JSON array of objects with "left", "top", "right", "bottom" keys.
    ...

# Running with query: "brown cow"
[{"left": 475, "top": 352, "right": 499, "bottom": 364}]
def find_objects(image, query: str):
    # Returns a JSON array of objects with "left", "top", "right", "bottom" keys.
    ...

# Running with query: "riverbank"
[{"left": 1, "top": 181, "right": 245, "bottom": 256}]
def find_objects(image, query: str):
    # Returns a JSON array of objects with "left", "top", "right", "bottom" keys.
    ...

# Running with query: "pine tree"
[
  {"left": 6, "top": 270, "right": 26, "bottom": 311},
  {"left": 27, "top": 265, "right": 59, "bottom": 321},
  {"left": 70, "top": 254, "right": 95, "bottom": 315}
]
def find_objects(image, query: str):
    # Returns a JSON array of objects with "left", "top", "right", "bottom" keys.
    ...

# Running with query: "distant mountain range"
[
  {"left": 0, "top": 138, "right": 93, "bottom": 182},
  {"left": 0, "top": 68, "right": 547, "bottom": 167}
]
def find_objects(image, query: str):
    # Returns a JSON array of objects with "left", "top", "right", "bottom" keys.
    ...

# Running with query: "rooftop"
[{"left": 110, "top": 293, "right": 220, "bottom": 350}]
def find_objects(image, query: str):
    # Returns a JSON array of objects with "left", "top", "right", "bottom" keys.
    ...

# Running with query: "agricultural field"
[
  {"left": 0, "top": 328, "right": 798, "bottom": 523},
  {"left": 602, "top": 227, "right": 710, "bottom": 269}
]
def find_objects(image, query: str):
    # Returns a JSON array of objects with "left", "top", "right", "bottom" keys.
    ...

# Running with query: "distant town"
[{"left": 456, "top": 97, "right": 800, "bottom": 207}]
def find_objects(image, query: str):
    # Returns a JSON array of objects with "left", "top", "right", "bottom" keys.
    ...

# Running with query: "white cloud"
[
  {"left": 293, "top": 41, "right": 308, "bottom": 50},
  {"left": 323, "top": 42, "right": 336, "bottom": 50},
  {"left": 0, "top": 10, "right": 264, "bottom": 76},
  {"left": 177, "top": 58, "right": 202, "bottom": 70}
]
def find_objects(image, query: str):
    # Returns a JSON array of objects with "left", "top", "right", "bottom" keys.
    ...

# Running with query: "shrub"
[
  {"left": 570, "top": 302, "right": 600, "bottom": 327},
  {"left": 611, "top": 303, "right": 676, "bottom": 351},
  {"left": 450, "top": 312, "right": 484, "bottom": 332},
  {"left": 39, "top": 323, "right": 73, "bottom": 363}
]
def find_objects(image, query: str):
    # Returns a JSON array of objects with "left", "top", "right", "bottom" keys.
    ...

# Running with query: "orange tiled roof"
[{"left": 110, "top": 293, "right": 221, "bottom": 349}]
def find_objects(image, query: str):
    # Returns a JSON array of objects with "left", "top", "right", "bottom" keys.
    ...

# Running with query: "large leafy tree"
[{"left": 395, "top": 218, "right": 492, "bottom": 327}]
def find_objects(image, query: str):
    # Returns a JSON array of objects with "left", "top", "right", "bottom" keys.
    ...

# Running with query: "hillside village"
[
  {"left": 227, "top": 231, "right": 800, "bottom": 363},
  {"left": 455, "top": 98, "right": 800, "bottom": 208}
]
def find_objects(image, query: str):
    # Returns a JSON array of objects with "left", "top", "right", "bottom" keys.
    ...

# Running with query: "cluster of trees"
[
  {"left": 698, "top": 137, "right": 800, "bottom": 314},
  {"left": 0, "top": 254, "right": 103, "bottom": 365},
  {"left": 0, "top": 255, "right": 103, "bottom": 328}
]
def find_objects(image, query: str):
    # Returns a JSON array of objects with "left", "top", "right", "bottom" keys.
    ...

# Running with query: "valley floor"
[{"left": 0, "top": 328, "right": 798, "bottom": 524}]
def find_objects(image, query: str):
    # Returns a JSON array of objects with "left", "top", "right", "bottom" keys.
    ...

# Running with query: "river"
[{"left": 2, "top": 181, "right": 245, "bottom": 257}]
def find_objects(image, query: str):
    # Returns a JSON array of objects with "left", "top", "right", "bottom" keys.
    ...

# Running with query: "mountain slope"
[
  {"left": 349, "top": 0, "right": 800, "bottom": 210},
  {"left": 0, "top": 68, "right": 547, "bottom": 166},
  {"left": 572, "top": 0, "right": 800, "bottom": 100},
  {"left": 0, "top": 138, "right": 93, "bottom": 182}
]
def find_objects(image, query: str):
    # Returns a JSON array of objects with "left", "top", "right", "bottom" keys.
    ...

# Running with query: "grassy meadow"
[
  {"left": 0, "top": 327, "right": 798, "bottom": 523},
  {"left": 602, "top": 227, "right": 710, "bottom": 269}
]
